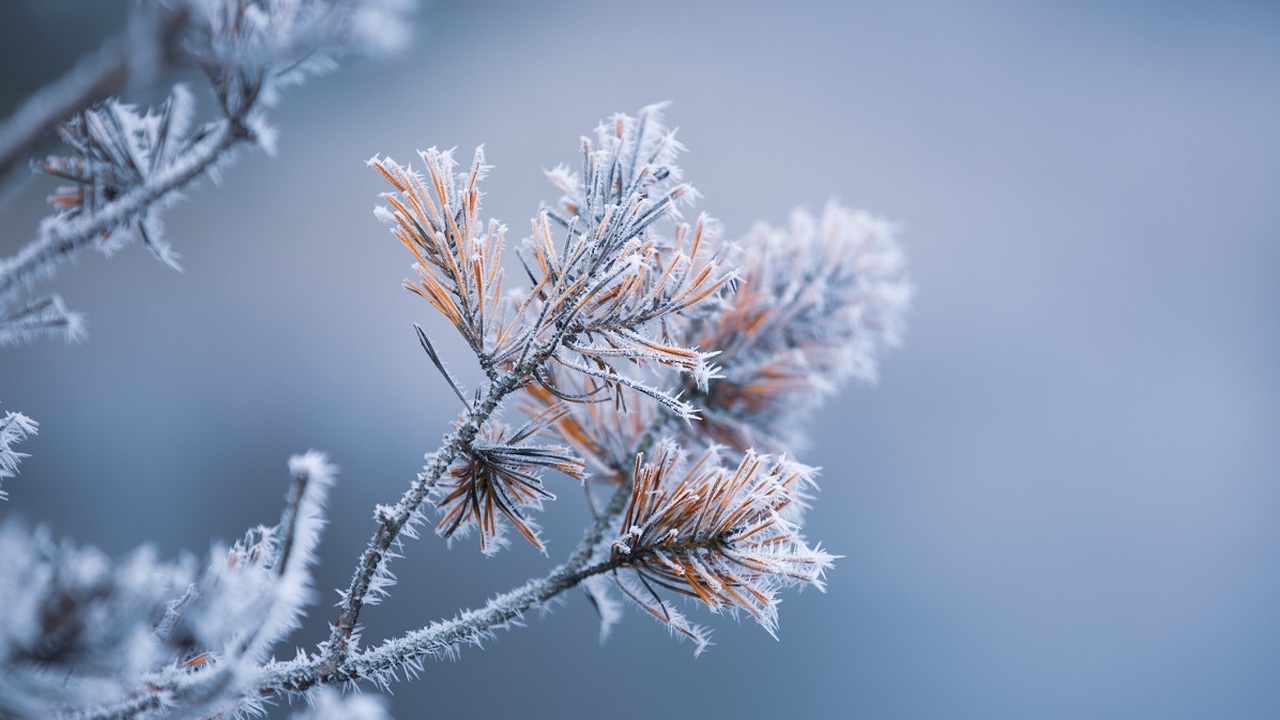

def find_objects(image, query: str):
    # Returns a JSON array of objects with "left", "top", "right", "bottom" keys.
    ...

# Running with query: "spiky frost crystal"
[{"left": 0, "top": 408, "right": 38, "bottom": 499}]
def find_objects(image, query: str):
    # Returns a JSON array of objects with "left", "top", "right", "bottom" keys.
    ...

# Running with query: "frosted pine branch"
[
  {"left": 323, "top": 114, "right": 736, "bottom": 658},
  {"left": 3, "top": 92, "right": 910, "bottom": 717}
]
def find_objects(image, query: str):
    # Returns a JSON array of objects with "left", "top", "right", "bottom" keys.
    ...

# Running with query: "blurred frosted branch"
[
  {"left": 0, "top": 6, "right": 183, "bottom": 196},
  {"left": 0, "top": 454, "right": 339, "bottom": 719},
  {"left": 0, "top": 37, "right": 129, "bottom": 197},
  {"left": 0, "top": 0, "right": 413, "bottom": 347}
]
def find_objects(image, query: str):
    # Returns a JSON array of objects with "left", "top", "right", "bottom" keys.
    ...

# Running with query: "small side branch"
[
  {"left": 0, "top": 118, "right": 243, "bottom": 301},
  {"left": 321, "top": 354, "right": 538, "bottom": 671},
  {"left": 263, "top": 479, "right": 634, "bottom": 696}
]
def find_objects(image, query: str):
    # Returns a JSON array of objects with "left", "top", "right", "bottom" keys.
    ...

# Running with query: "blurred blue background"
[{"left": 3, "top": 1, "right": 1278, "bottom": 717}]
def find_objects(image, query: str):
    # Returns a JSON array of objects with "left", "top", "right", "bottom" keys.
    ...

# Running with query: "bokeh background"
[{"left": 3, "top": 1, "right": 1279, "bottom": 718}]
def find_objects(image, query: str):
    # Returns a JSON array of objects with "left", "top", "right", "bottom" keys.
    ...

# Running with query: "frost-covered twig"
[
  {"left": 324, "top": 119, "right": 731, "bottom": 667},
  {"left": 261, "top": 469, "right": 640, "bottom": 696},
  {"left": 321, "top": 103, "right": 904, "bottom": 675},
  {"left": 1, "top": 113, "right": 241, "bottom": 299},
  {"left": 0, "top": 0, "right": 412, "bottom": 346}
]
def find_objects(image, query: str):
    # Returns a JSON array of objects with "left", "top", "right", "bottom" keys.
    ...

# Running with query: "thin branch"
[
  {"left": 261, "top": 478, "right": 636, "bottom": 696},
  {"left": 277, "top": 407, "right": 671, "bottom": 696},
  {"left": 266, "top": 558, "right": 622, "bottom": 693}
]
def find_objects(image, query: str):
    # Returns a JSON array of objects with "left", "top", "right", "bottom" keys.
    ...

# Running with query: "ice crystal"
[{"left": 0, "top": 408, "right": 38, "bottom": 501}]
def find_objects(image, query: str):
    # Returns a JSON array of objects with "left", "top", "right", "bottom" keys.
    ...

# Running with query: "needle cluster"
[
  {"left": 434, "top": 406, "right": 587, "bottom": 555},
  {"left": 610, "top": 443, "right": 834, "bottom": 652}
]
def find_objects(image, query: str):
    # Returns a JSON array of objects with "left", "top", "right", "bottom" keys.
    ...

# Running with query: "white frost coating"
[
  {"left": 181, "top": 451, "right": 337, "bottom": 683},
  {"left": 0, "top": 524, "right": 198, "bottom": 718},
  {"left": 294, "top": 687, "right": 391, "bottom": 720},
  {"left": 262, "top": 451, "right": 338, "bottom": 649},
  {"left": 0, "top": 407, "right": 37, "bottom": 496},
  {"left": 0, "top": 408, "right": 39, "bottom": 502}
]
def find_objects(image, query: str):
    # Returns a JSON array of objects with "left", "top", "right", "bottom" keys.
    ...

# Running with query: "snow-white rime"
[
  {"left": 293, "top": 687, "right": 390, "bottom": 720},
  {"left": 1, "top": 12, "right": 910, "bottom": 710},
  {"left": 0, "top": 407, "right": 38, "bottom": 499}
]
